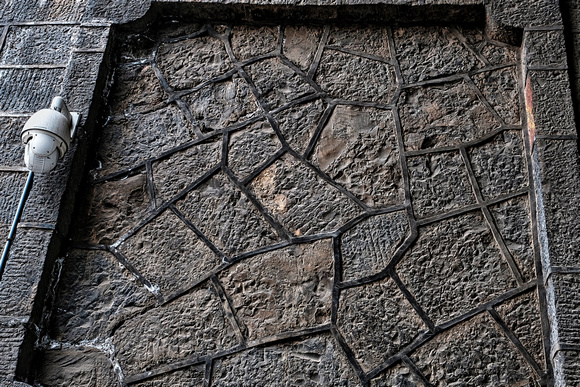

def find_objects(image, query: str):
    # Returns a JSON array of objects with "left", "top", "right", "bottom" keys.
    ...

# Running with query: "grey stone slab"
[
  {"left": 82, "top": 0, "right": 151, "bottom": 23},
  {"left": 535, "top": 139, "right": 580, "bottom": 267},
  {"left": 74, "top": 26, "right": 111, "bottom": 51},
  {"left": 0, "top": 320, "right": 26, "bottom": 379},
  {"left": 524, "top": 30, "right": 567, "bottom": 69},
  {"left": 472, "top": 66, "right": 521, "bottom": 126},
  {"left": 0, "top": 0, "right": 86, "bottom": 23},
  {"left": 488, "top": 0, "right": 562, "bottom": 28},
  {"left": 62, "top": 52, "right": 107, "bottom": 120},
  {"left": 132, "top": 365, "right": 205, "bottom": 386},
  {"left": 0, "top": 117, "right": 28, "bottom": 168},
  {"left": 550, "top": 273, "right": 580, "bottom": 347},
  {"left": 554, "top": 350, "right": 580, "bottom": 387},
  {"left": 0, "top": 69, "right": 65, "bottom": 114},
  {"left": 370, "top": 363, "right": 426, "bottom": 387},
  {"left": 0, "top": 171, "right": 27, "bottom": 224},
  {"left": 0, "top": 26, "right": 76, "bottom": 66},
  {"left": 230, "top": 25, "right": 279, "bottom": 61},
  {"left": 273, "top": 98, "right": 327, "bottom": 155},
  {"left": 327, "top": 25, "right": 391, "bottom": 60},
  {"left": 282, "top": 26, "right": 323, "bottom": 72}
]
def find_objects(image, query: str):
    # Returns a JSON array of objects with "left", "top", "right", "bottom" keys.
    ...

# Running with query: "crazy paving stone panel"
[{"left": 38, "top": 20, "right": 550, "bottom": 387}]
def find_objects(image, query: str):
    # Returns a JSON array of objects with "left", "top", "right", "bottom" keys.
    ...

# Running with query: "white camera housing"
[{"left": 21, "top": 97, "right": 80, "bottom": 174}]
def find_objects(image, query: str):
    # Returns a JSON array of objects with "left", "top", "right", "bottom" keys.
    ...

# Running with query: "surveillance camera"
[{"left": 21, "top": 97, "right": 80, "bottom": 174}]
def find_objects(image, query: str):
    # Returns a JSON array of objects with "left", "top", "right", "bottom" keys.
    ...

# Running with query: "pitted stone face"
[{"left": 39, "top": 20, "right": 547, "bottom": 387}]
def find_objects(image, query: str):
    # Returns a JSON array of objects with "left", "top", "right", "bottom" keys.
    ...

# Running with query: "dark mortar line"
[
  {"left": 469, "top": 63, "right": 517, "bottom": 75},
  {"left": 145, "top": 160, "right": 157, "bottom": 210},
  {"left": 401, "top": 64, "right": 516, "bottom": 89},
  {"left": 325, "top": 46, "right": 395, "bottom": 66},
  {"left": 387, "top": 27, "right": 404, "bottom": 87},
  {"left": 125, "top": 356, "right": 212, "bottom": 384},
  {"left": 463, "top": 73, "right": 507, "bottom": 127},
  {"left": 204, "top": 359, "right": 212, "bottom": 387},
  {"left": 545, "top": 266, "right": 580, "bottom": 285},
  {"left": 161, "top": 262, "right": 230, "bottom": 306},
  {"left": 450, "top": 26, "right": 490, "bottom": 67},
  {"left": 303, "top": 103, "right": 335, "bottom": 159},
  {"left": 165, "top": 164, "right": 221, "bottom": 207},
  {"left": 228, "top": 240, "right": 292, "bottom": 264},
  {"left": 459, "top": 146, "right": 525, "bottom": 285},
  {"left": 390, "top": 269, "right": 436, "bottom": 332},
  {"left": 107, "top": 245, "right": 164, "bottom": 304},
  {"left": 16, "top": 223, "right": 55, "bottom": 231},
  {"left": 90, "top": 164, "right": 147, "bottom": 184},
  {"left": 169, "top": 68, "right": 239, "bottom": 100},
  {"left": 392, "top": 105, "right": 412, "bottom": 207},
  {"left": 161, "top": 27, "right": 208, "bottom": 44},
  {"left": 327, "top": 99, "right": 395, "bottom": 110},
  {"left": 238, "top": 52, "right": 278, "bottom": 69},
  {"left": 335, "top": 205, "right": 408, "bottom": 236},
  {"left": 240, "top": 148, "right": 287, "bottom": 186},
  {"left": 222, "top": 165, "right": 292, "bottom": 240},
  {"left": 220, "top": 130, "right": 229, "bottom": 167},
  {"left": 289, "top": 232, "right": 338, "bottom": 244},
  {"left": 245, "top": 324, "right": 332, "bottom": 348},
  {"left": 401, "top": 354, "right": 434, "bottom": 387},
  {"left": 169, "top": 205, "right": 228, "bottom": 261},
  {"left": 269, "top": 92, "right": 324, "bottom": 115},
  {"left": 112, "top": 206, "right": 165, "bottom": 248},
  {"left": 278, "top": 54, "right": 325, "bottom": 94},
  {"left": 222, "top": 26, "right": 238, "bottom": 64},
  {"left": 307, "top": 25, "right": 330, "bottom": 79},
  {"left": 148, "top": 133, "right": 222, "bottom": 167},
  {"left": 0, "top": 26, "right": 9, "bottom": 54},
  {"left": 210, "top": 275, "right": 247, "bottom": 344},
  {"left": 72, "top": 48, "right": 106, "bottom": 54},
  {"left": 222, "top": 115, "right": 265, "bottom": 134},
  {"left": 174, "top": 98, "right": 204, "bottom": 139},
  {"left": 527, "top": 65, "right": 569, "bottom": 71},
  {"left": 487, "top": 308, "right": 544, "bottom": 376},
  {"left": 553, "top": 344, "right": 580, "bottom": 353},
  {"left": 524, "top": 25, "right": 565, "bottom": 32},
  {"left": 535, "top": 135, "right": 578, "bottom": 140},
  {"left": 206, "top": 23, "right": 228, "bottom": 40},
  {"left": 330, "top": 327, "right": 368, "bottom": 385},
  {"left": 150, "top": 45, "right": 173, "bottom": 93},
  {"left": 331, "top": 236, "right": 342, "bottom": 326}
]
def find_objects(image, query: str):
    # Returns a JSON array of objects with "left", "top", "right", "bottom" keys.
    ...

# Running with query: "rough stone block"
[
  {"left": 489, "top": 0, "right": 562, "bottom": 28},
  {"left": 113, "top": 282, "right": 239, "bottom": 375},
  {"left": 0, "top": 117, "right": 30, "bottom": 168},
  {"left": 61, "top": 52, "right": 105, "bottom": 120},
  {"left": 341, "top": 211, "right": 410, "bottom": 281},
  {"left": 0, "top": 228, "right": 52, "bottom": 317},
  {"left": 527, "top": 70, "right": 576, "bottom": 136},
  {"left": 316, "top": 50, "right": 396, "bottom": 103},
  {"left": 249, "top": 154, "right": 363, "bottom": 237},
  {"left": 219, "top": 239, "right": 333, "bottom": 340},
  {"left": 399, "top": 80, "right": 499, "bottom": 151},
  {"left": 247, "top": 57, "right": 315, "bottom": 110},
  {"left": 282, "top": 25, "right": 323, "bottom": 71},
  {"left": 411, "top": 313, "right": 538, "bottom": 385},
  {"left": 0, "top": 319, "right": 26, "bottom": 379},
  {"left": 230, "top": 25, "right": 279, "bottom": 61},
  {"left": 524, "top": 30, "right": 567, "bottom": 68},
  {"left": 74, "top": 26, "right": 110, "bottom": 51},
  {"left": 0, "top": 69, "right": 65, "bottom": 113},
  {"left": 536, "top": 139, "right": 580, "bottom": 267},
  {"left": 472, "top": 67, "right": 520, "bottom": 125},
  {"left": 228, "top": 120, "right": 282, "bottom": 180},
  {"left": 337, "top": 278, "right": 427, "bottom": 372},
  {"left": 153, "top": 140, "right": 221, "bottom": 203},
  {"left": 132, "top": 365, "right": 205, "bottom": 386},
  {"left": 119, "top": 210, "right": 222, "bottom": 297},
  {"left": 273, "top": 98, "right": 326, "bottom": 154},
  {"left": 370, "top": 363, "right": 426, "bottom": 387},
  {"left": 554, "top": 350, "right": 580, "bottom": 386},
  {"left": 183, "top": 74, "right": 261, "bottom": 133},
  {"left": 456, "top": 26, "right": 518, "bottom": 67},
  {"left": 34, "top": 348, "right": 120, "bottom": 386},
  {"left": 50, "top": 249, "right": 153, "bottom": 343},
  {"left": 211, "top": 334, "right": 361, "bottom": 386},
  {"left": 82, "top": 0, "right": 151, "bottom": 24},
  {"left": 0, "top": 172, "right": 27, "bottom": 224},
  {"left": 311, "top": 106, "right": 404, "bottom": 208},
  {"left": 397, "top": 212, "right": 518, "bottom": 325},
  {"left": 0, "top": 0, "right": 86, "bottom": 23},
  {"left": 0, "top": 25, "right": 75, "bottom": 65},
  {"left": 177, "top": 171, "right": 280, "bottom": 257},
  {"left": 550, "top": 273, "right": 580, "bottom": 346},
  {"left": 468, "top": 130, "right": 528, "bottom": 200},
  {"left": 327, "top": 25, "right": 390, "bottom": 59},
  {"left": 407, "top": 151, "right": 476, "bottom": 219}
]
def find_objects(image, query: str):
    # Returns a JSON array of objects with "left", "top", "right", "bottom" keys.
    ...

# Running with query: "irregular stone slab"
[
  {"left": 118, "top": 210, "right": 222, "bottom": 297},
  {"left": 0, "top": 25, "right": 75, "bottom": 65},
  {"left": 219, "top": 239, "right": 333, "bottom": 340},
  {"left": 246, "top": 57, "right": 315, "bottom": 110},
  {"left": 311, "top": 105, "right": 404, "bottom": 208},
  {"left": 273, "top": 98, "right": 327, "bottom": 154},
  {"left": 337, "top": 278, "right": 427, "bottom": 372},
  {"left": 70, "top": 173, "right": 150, "bottom": 245},
  {"left": 228, "top": 120, "right": 282, "bottom": 180},
  {"left": 410, "top": 313, "right": 537, "bottom": 386},
  {"left": 51, "top": 249, "right": 153, "bottom": 343},
  {"left": 472, "top": 67, "right": 520, "bottom": 126},
  {"left": 455, "top": 27, "right": 518, "bottom": 66},
  {"left": 468, "top": 130, "right": 527, "bottom": 201},
  {"left": 316, "top": 50, "right": 396, "bottom": 103},
  {"left": 211, "top": 334, "right": 361, "bottom": 386},
  {"left": 398, "top": 80, "right": 499, "bottom": 151},
  {"left": 407, "top": 151, "right": 475, "bottom": 219},
  {"left": 114, "top": 283, "right": 239, "bottom": 375},
  {"left": 397, "top": 212, "right": 517, "bottom": 325},
  {"left": 156, "top": 34, "right": 232, "bottom": 91},
  {"left": 230, "top": 25, "right": 278, "bottom": 61},
  {"left": 341, "top": 211, "right": 410, "bottom": 282},
  {"left": 393, "top": 26, "right": 481, "bottom": 84},
  {"left": 132, "top": 365, "right": 205, "bottom": 387},
  {"left": 152, "top": 140, "right": 222, "bottom": 203},
  {"left": 176, "top": 171, "right": 280, "bottom": 257},
  {"left": 490, "top": 196, "right": 535, "bottom": 283},
  {"left": 96, "top": 105, "right": 195, "bottom": 178},
  {"left": 35, "top": 349, "right": 119, "bottom": 387},
  {"left": 283, "top": 25, "right": 323, "bottom": 71},
  {"left": 495, "top": 291, "right": 545, "bottom": 368},
  {"left": 249, "top": 154, "right": 363, "bottom": 237},
  {"left": 327, "top": 25, "right": 390, "bottom": 59},
  {"left": 370, "top": 363, "right": 426, "bottom": 387},
  {"left": 183, "top": 74, "right": 261, "bottom": 133}
]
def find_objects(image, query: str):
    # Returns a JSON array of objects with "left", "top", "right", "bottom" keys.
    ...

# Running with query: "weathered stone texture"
[
  {"left": 0, "top": 0, "right": 86, "bottom": 23},
  {"left": 0, "top": 320, "right": 26, "bottom": 379},
  {"left": 249, "top": 154, "right": 363, "bottom": 237},
  {"left": 211, "top": 334, "right": 361, "bottom": 386},
  {"left": 311, "top": 106, "right": 404, "bottom": 207},
  {"left": 74, "top": 26, "right": 110, "bottom": 51},
  {"left": 550, "top": 273, "right": 580, "bottom": 346},
  {"left": 0, "top": 26, "right": 75, "bottom": 65},
  {"left": 177, "top": 172, "right": 279, "bottom": 256},
  {"left": 282, "top": 26, "right": 323, "bottom": 71},
  {"left": 327, "top": 26, "right": 390, "bottom": 59},
  {"left": 468, "top": 130, "right": 527, "bottom": 200},
  {"left": 472, "top": 67, "right": 520, "bottom": 125},
  {"left": 219, "top": 240, "right": 333, "bottom": 340},
  {"left": 370, "top": 363, "right": 426, "bottom": 387},
  {"left": 50, "top": 249, "right": 153, "bottom": 343},
  {"left": 132, "top": 365, "right": 205, "bottom": 387},
  {"left": 0, "top": 68, "right": 65, "bottom": 113},
  {"left": 35, "top": 348, "right": 120, "bottom": 387},
  {"left": 408, "top": 151, "right": 475, "bottom": 219},
  {"left": 524, "top": 30, "right": 567, "bottom": 68},
  {"left": 554, "top": 350, "right": 580, "bottom": 387},
  {"left": 114, "top": 283, "right": 239, "bottom": 375},
  {"left": 341, "top": 211, "right": 410, "bottom": 281},
  {"left": 397, "top": 212, "right": 517, "bottom": 325},
  {"left": 488, "top": 0, "right": 562, "bottom": 28},
  {"left": 399, "top": 80, "right": 499, "bottom": 151},
  {"left": 62, "top": 52, "right": 105, "bottom": 118},
  {"left": 231, "top": 25, "right": 279, "bottom": 61},
  {"left": 411, "top": 313, "right": 538, "bottom": 386},
  {"left": 0, "top": 117, "right": 27, "bottom": 167},
  {"left": 0, "top": 172, "right": 26, "bottom": 224},
  {"left": 273, "top": 98, "right": 327, "bottom": 154},
  {"left": 337, "top": 278, "right": 427, "bottom": 372},
  {"left": 119, "top": 210, "right": 222, "bottom": 297},
  {"left": 109, "top": 64, "right": 167, "bottom": 116}
]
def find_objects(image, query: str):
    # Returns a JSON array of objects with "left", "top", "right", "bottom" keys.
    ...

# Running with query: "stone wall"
[{"left": 0, "top": 0, "right": 579, "bottom": 386}]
